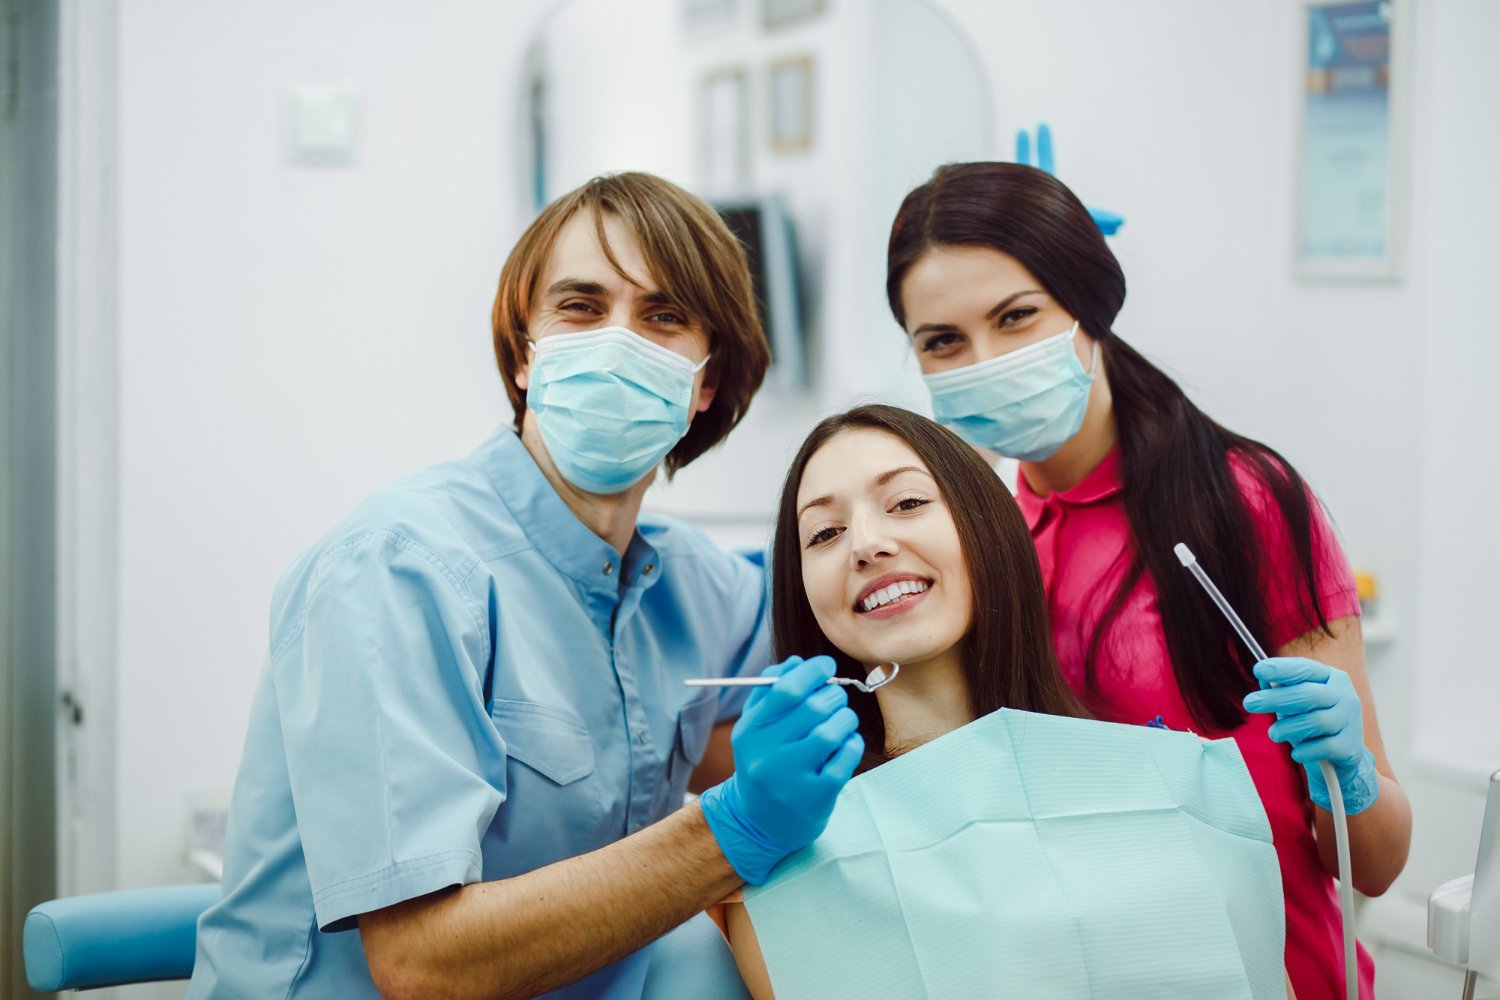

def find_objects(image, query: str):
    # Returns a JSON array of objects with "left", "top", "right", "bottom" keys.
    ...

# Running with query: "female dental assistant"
[{"left": 886, "top": 162, "right": 1411, "bottom": 1000}]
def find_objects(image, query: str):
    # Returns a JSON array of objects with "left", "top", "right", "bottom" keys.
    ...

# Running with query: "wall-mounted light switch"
[{"left": 286, "top": 85, "right": 361, "bottom": 167}]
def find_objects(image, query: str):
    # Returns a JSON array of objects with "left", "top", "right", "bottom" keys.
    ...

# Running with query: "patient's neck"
[{"left": 872, "top": 649, "right": 973, "bottom": 757}]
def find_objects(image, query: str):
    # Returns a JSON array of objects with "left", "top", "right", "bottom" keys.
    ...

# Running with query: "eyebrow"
[
  {"left": 909, "top": 289, "right": 1044, "bottom": 338},
  {"left": 544, "top": 278, "right": 678, "bottom": 308},
  {"left": 796, "top": 465, "right": 933, "bottom": 520},
  {"left": 544, "top": 278, "right": 607, "bottom": 299}
]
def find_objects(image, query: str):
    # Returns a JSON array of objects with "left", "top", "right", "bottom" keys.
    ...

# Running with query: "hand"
[
  {"left": 1242, "top": 656, "right": 1379, "bottom": 815},
  {"left": 698, "top": 655, "right": 864, "bottom": 884}
]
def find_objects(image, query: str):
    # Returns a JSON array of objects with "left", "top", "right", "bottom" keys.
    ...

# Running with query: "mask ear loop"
[{"left": 1069, "top": 321, "right": 1099, "bottom": 377}]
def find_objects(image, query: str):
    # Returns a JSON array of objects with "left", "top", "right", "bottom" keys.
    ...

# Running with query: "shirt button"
[
  {"left": 635, "top": 727, "right": 649, "bottom": 745},
  {"left": 603, "top": 560, "right": 614, "bottom": 576},
  {"left": 643, "top": 564, "right": 654, "bottom": 575}
]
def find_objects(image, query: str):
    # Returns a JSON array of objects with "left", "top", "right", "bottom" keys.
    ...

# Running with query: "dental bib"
[{"left": 743, "top": 709, "right": 1286, "bottom": 999}]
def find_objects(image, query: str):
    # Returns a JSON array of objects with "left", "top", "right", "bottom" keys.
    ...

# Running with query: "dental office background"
[{"left": 2, "top": 0, "right": 1496, "bottom": 996}]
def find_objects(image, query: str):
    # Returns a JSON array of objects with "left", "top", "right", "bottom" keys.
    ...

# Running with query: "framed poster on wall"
[
  {"left": 681, "top": 0, "right": 738, "bottom": 37},
  {"left": 1295, "top": 0, "right": 1407, "bottom": 280},
  {"left": 769, "top": 55, "right": 814, "bottom": 154},
  {"left": 762, "top": 0, "right": 824, "bottom": 32}
]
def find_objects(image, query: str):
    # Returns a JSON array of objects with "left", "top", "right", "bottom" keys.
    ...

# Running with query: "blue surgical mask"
[
  {"left": 526, "top": 326, "right": 709, "bottom": 495},
  {"left": 922, "top": 321, "right": 1096, "bottom": 462}
]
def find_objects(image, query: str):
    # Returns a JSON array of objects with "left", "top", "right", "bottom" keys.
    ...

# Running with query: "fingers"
[
  {"left": 1243, "top": 681, "right": 1347, "bottom": 716},
  {"left": 821, "top": 732, "right": 865, "bottom": 782},
  {"left": 754, "top": 684, "right": 849, "bottom": 750},
  {"left": 779, "top": 706, "right": 859, "bottom": 773},
  {"left": 1267, "top": 706, "right": 1349, "bottom": 746},
  {"left": 812, "top": 705, "right": 860, "bottom": 746},
  {"left": 1290, "top": 734, "right": 1366, "bottom": 769},
  {"left": 1037, "top": 123, "right": 1055, "bottom": 175},
  {"left": 753, "top": 655, "right": 836, "bottom": 721},
  {"left": 735, "top": 656, "right": 849, "bottom": 764},
  {"left": 1252, "top": 656, "right": 1331, "bottom": 687},
  {"left": 1243, "top": 659, "right": 1354, "bottom": 717},
  {"left": 759, "top": 656, "right": 802, "bottom": 680},
  {"left": 740, "top": 655, "right": 805, "bottom": 713}
]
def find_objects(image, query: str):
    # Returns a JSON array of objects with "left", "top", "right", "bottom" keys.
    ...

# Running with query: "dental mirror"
[{"left": 684, "top": 662, "right": 900, "bottom": 692}]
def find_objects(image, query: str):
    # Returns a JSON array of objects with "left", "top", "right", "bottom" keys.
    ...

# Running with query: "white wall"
[
  {"left": 536, "top": 0, "right": 694, "bottom": 197},
  {"left": 112, "top": 0, "right": 552, "bottom": 894},
  {"left": 1412, "top": 0, "right": 1500, "bottom": 775},
  {"left": 1397, "top": 3, "right": 1500, "bottom": 986},
  {"left": 88, "top": 0, "right": 1500, "bottom": 994}
]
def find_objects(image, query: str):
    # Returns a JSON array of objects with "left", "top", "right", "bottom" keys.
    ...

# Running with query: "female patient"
[{"left": 716, "top": 403, "right": 1295, "bottom": 999}]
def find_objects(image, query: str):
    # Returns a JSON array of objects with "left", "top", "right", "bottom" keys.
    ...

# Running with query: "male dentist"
[{"left": 188, "top": 173, "right": 864, "bottom": 999}]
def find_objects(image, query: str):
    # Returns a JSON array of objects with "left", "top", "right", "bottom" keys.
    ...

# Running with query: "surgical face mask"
[
  {"left": 922, "top": 321, "right": 1096, "bottom": 462},
  {"left": 525, "top": 326, "right": 709, "bottom": 495}
]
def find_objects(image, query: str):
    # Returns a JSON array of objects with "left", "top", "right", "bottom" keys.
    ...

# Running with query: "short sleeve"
[
  {"left": 273, "top": 530, "right": 503, "bottom": 931},
  {"left": 1233, "top": 461, "right": 1360, "bottom": 650}
]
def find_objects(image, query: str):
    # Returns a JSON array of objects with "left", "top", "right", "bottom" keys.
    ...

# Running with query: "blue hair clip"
[{"left": 1014, "top": 123, "right": 1125, "bottom": 236}]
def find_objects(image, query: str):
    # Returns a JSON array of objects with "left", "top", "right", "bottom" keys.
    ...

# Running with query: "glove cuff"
[
  {"left": 1308, "top": 748, "right": 1380, "bottom": 816},
  {"left": 698, "top": 778, "right": 789, "bottom": 885}
]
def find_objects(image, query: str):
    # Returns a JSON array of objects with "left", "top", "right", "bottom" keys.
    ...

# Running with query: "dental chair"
[
  {"left": 23, "top": 884, "right": 219, "bottom": 990},
  {"left": 1429, "top": 768, "right": 1500, "bottom": 999},
  {"left": 24, "top": 884, "right": 749, "bottom": 996}
]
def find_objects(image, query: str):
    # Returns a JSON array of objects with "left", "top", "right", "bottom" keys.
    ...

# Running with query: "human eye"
[
  {"left": 996, "top": 306, "right": 1037, "bottom": 328},
  {"left": 559, "top": 299, "right": 601, "bottom": 316},
  {"left": 891, "top": 494, "right": 930, "bottom": 513},
  {"left": 805, "top": 524, "right": 842, "bottom": 548},
  {"left": 646, "top": 308, "right": 689, "bottom": 326},
  {"left": 918, "top": 331, "right": 964, "bottom": 355}
]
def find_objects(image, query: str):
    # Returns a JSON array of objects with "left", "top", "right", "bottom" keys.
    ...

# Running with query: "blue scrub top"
[{"left": 188, "top": 428, "right": 769, "bottom": 999}]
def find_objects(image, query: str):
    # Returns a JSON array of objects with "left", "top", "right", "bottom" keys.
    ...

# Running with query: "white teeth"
[{"left": 860, "top": 580, "right": 929, "bottom": 612}]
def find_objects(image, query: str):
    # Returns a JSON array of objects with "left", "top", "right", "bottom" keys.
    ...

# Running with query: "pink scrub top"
[{"left": 1016, "top": 447, "right": 1373, "bottom": 1000}]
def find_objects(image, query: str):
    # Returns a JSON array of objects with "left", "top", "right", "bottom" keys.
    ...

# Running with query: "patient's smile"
[{"left": 856, "top": 576, "right": 931, "bottom": 615}]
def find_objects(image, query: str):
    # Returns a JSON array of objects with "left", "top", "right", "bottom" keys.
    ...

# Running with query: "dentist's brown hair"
[{"left": 492, "top": 172, "right": 770, "bottom": 473}]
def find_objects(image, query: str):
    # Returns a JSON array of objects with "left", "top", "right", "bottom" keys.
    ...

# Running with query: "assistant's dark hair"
[
  {"left": 771, "top": 404, "right": 1087, "bottom": 768},
  {"left": 886, "top": 163, "right": 1332, "bottom": 732}
]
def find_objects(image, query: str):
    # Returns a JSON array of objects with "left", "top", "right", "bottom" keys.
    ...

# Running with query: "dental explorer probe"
[{"left": 1174, "top": 542, "right": 1356, "bottom": 1000}]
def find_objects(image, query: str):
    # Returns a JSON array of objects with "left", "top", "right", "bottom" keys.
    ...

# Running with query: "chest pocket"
[
  {"left": 666, "top": 690, "right": 720, "bottom": 795},
  {"left": 488, "top": 699, "right": 606, "bottom": 865}
]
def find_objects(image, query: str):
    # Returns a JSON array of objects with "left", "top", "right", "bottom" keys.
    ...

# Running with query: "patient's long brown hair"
[{"left": 771, "top": 405, "right": 1087, "bottom": 768}]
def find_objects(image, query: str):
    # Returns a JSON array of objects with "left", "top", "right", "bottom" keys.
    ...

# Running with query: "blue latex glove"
[
  {"left": 1014, "top": 123, "right": 1124, "bottom": 235},
  {"left": 699, "top": 655, "right": 865, "bottom": 884},
  {"left": 1242, "top": 656, "right": 1380, "bottom": 815}
]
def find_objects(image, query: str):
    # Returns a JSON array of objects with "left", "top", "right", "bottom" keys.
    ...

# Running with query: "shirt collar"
[
  {"left": 1015, "top": 447, "right": 1124, "bottom": 531},
  {"left": 472, "top": 428, "right": 660, "bottom": 594}
]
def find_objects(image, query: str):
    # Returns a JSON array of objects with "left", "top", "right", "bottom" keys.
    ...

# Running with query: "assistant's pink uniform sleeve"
[{"left": 1232, "top": 458, "right": 1360, "bottom": 650}]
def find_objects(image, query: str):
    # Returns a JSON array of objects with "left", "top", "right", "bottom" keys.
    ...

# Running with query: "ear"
[
  {"left": 514, "top": 341, "right": 534, "bottom": 392},
  {"left": 694, "top": 378, "right": 718, "bottom": 414}
]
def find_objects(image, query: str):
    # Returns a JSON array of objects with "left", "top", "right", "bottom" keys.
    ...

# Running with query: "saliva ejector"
[{"left": 1175, "top": 542, "right": 1356, "bottom": 1000}]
